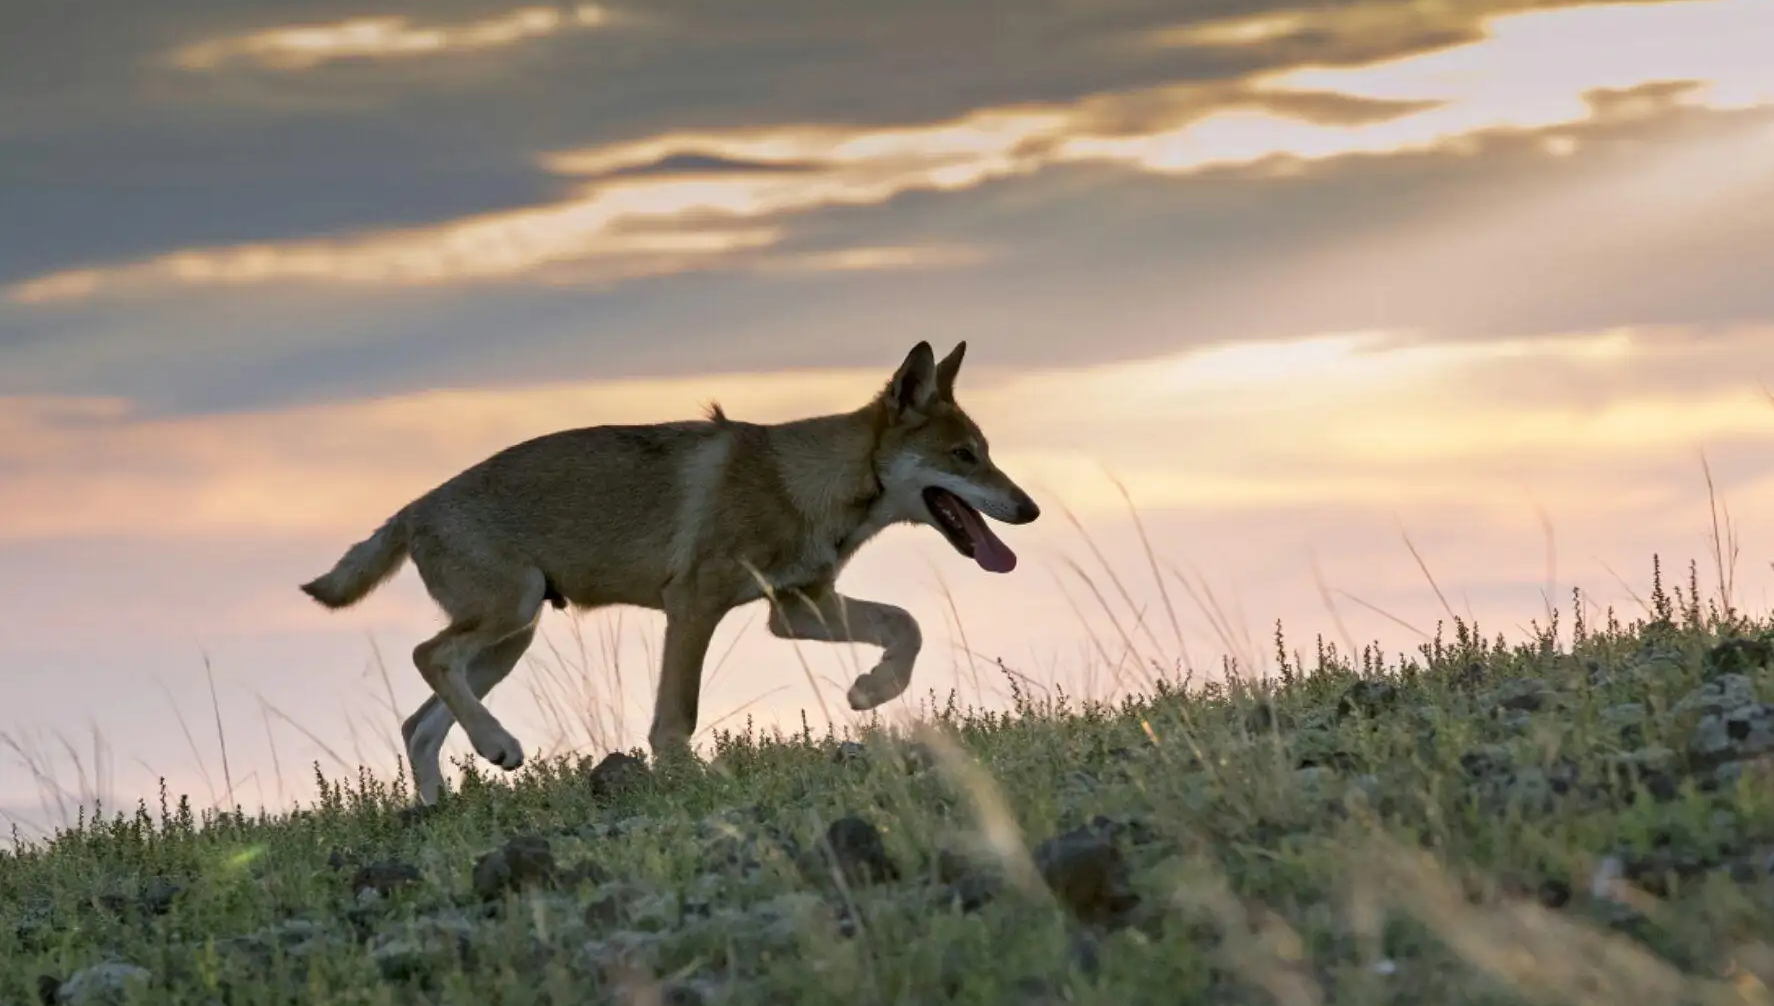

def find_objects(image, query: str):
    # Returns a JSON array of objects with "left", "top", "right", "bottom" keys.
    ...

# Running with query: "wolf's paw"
[
  {"left": 847, "top": 668, "right": 910, "bottom": 711},
  {"left": 472, "top": 727, "right": 526, "bottom": 771}
]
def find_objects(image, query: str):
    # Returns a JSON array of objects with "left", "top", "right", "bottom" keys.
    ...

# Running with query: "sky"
[{"left": 3, "top": 0, "right": 1774, "bottom": 839}]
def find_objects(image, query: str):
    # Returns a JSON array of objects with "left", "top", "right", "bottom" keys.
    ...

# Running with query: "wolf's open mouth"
[{"left": 923, "top": 486, "right": 1017, "bottom": 573}]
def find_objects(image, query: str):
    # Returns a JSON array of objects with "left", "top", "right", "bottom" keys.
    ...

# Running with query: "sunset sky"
[{"left": 4, "top": 0, "right": 1774, "bottom": 838}]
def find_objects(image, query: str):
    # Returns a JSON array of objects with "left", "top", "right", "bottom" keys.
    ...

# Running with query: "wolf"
[{"left": 297, "top": 341, "right": 1041, "bottom": 805}]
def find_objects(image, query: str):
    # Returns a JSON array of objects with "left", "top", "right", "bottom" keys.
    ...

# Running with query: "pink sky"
[{"left": 3, "top": 0, "right": 1773, "bottom": 839}]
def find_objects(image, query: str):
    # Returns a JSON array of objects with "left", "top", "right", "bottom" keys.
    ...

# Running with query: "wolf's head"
[{"left": 872, "top": 341, "right": 1040, "bottom": 573}]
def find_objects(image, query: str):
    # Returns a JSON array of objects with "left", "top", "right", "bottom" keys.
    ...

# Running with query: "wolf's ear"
[
  {"left": 934, "top": 341, "right": 966, "bottom": 401},
  {"left": 886, "top": 341, "right": 939, "bottom": 419}
]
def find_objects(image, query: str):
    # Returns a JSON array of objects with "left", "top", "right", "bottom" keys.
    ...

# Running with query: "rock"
[
  {"left": 1502, "top": 762, "right": 1580, "bottom": 811},
  {"left": 1536, "top": 877, "right": 1572, "bottom": 908},
  {"left": 1295, "top": 747, "right": 1362, "bottom": 773},
  {"left": 624, "top": 891, "right": 687, "bottom": 932},
  {"left": 1703, "top": 634, "right": 1774, "bottom": 679},
  {"left": 588, "top": 752, "right": 650, "bottom": 799},
  {"left": 583, "top": 929, "right": 671, "bottom": 971},
  {"left": 834, "top": 901, "right": 860, "bottom": 938},
  {"left": 1460, "top": 748, "right": 1591, "bottom": 817},
  {"left": 558, "top": 859, "right": 610, "bottom": 889},
  {"left": 1491, "top": 677, "right": 1553, "bottom": 713},
  {"left": 1675, "top": 674, "right": 1759, "bottom": 718},
  {"left": 368, "top": 912, "right": 478, "bottom": 981},
  {"left": 1494, "top": 711, "right": 1535, "bottom": 735},
  {"left": 1342, "top": 772, "right": 1397, "bottom": 815},
  {"left": 1244, "top": 699, "right": 1283, "bottom": 733},
  {"left": 93, "top": 881, "right": 183, "bottom": 922},
  {"left": 1008, "top": 977, "right": 1069, "bottom": 1004},
  {"left": 48, "top": 962, "right": 151, "bottom": 1004},
  {"left": 1605, "top": 747, "right": 1681, "bottom": 803},
  {"left": 1459, "top": 745, "right": 1512, "bottom": 780},
  {"left": 1589, "top": 856, "right": 1626, "bottom": 901},
  {"left": 1453, "top": 661, "right": 1488, "bottom": 691},
  {"left": 351, "top": 861, "right": 421, "bottom": 899},
  {"left": 1613, "top": 844, "right": 1713, "bottom": 898},
  {"left": 1295, "top": 765, "right": 1335, "bottom": 792},
  {"left": 1727, "top": 853, "right": 1766, "bottom": 884},
  {"left": 659, "top": 981, "right": 710, "bottom": 1006},
  {"left": 220, "top": 919, "right": 336, "bottom": 967},
  {"left": 820, "top": 815, "right": 899, "bottom": 886},
  {"left": 1080, "top": 813, "right": 1162, "bottom": 849},
  {"left": 699, "top": 815, "right": 800, "bottom": 881},
  {"left": 395, "top": 803, "right": 439, "bottom": 827},
  {"left": 1709, "top": 757, "right": 1774, "bottom": 789},
  {"left": 584, "top": 882, "right": 641, "bottom": 929},
  {"left": 1601, "top": 703, "right": 1649, "bottom": 744},
  {"left": 1610, "top": 744, "right": 1676, "bottom": 771},
  {"left": 1064, "top": 770, "right": 1103, "bottom": 798},
  {"left": 1616, "top": 649, "right": 1684, "bottom": 691},
  {"left": 1069, "top": 927, "right": 1102, "bottom": 976},
  {"left": 902, "top": 741, "right": 937, "bottom": 773},
  {"left": 1688, "top": 702, "right": 1774, "bottom": 772},
  {"left": 934, "top": 846, "right": 1000, "bottom": 913},
  {"left": 139, "top": 878, "right": 183, "bottom": 917},
  {"left": 832, "top": 741, "right": 867, "bottom": 764},
  {"left": 472, "top": 834, "right": 558, "bottom": 901},
  {"left": 1033, "top": 823, "right": 1141, "bottom": 929},
  {"left": 752, "top": 891, "right": 829, "bottom": 947},
  {"left": 942, "top": 870, "right": 999, "bottom": 914},
  {"left": 1336, "top": 680, "right": 1399, "bottom": 722}
]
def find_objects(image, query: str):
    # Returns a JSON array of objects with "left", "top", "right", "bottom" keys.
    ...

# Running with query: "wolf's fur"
[{"left": 300, "top": 341, "right": 1039, "bottom": 805}]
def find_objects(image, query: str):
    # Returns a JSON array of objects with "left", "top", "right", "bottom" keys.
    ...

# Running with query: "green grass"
[{"left": 7, "top": 548, "right": 1774, "bottom": 1005}]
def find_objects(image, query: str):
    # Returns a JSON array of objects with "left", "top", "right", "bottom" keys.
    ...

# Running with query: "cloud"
[
  {"left": 1059, "top": 0, "right": 1773, "bottom": 173},
  {"left": 4, "top": 97, "right": 1768, "bottom": 425},
  {"left": 1142, "top": 0, "right": 1652, "bottom": 65},
  {"left": 10, "top": 0, "right": 1769, "bottom": 307},
  {"left": 167, "top": 5, "right": 615, "bottom": 73},
  {"left": 3, "top": 324, "right": 1771, "bottom": 547}
]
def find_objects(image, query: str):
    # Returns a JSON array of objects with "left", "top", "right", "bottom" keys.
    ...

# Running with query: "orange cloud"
[
  {"left": 168, "top": 5, "right": 613, "bottom": 72},
  {"left": 14, "top": 0, "right": 1770, "bottom": 306},
  {"left": 1061, "top": 0, "right": 1773, "bottom": 173},
  {"left": 3, "top": 325, "right": 1771, "bottom": 546}
]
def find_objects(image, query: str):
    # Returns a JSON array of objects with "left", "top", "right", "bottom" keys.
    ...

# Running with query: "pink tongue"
[{"left": 952, "top": 501, "right": 1017, "bottom": 573}]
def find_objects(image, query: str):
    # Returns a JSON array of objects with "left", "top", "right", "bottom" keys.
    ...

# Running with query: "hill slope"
[{"left": 6, "top": 567, "right": 1774, "bottom": 1005}]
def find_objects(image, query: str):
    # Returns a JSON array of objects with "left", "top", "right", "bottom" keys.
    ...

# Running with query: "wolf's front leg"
[{"left": 767, "top": 586, "right": 922, "bottom": 710}]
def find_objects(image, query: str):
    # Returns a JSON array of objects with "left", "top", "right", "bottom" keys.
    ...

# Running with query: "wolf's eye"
[{"left": 951, "top": 447, "right": 978, "bottom": 465}]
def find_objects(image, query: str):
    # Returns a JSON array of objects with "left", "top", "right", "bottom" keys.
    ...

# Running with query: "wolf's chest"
[
  {"left": 732, "top": 513, "right": 889, "bottom": 604},
  {"left": 767, "top": 541, "right": 843, "bottom": 593}
]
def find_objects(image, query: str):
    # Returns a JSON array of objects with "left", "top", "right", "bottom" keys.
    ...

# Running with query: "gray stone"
[
  {"left": 368, "top": 911, "right": 478, "bottom": 981},
  {"left": 1676, "top": 674, "right": 1759, "bottom": 717},
  {"left": 1492, "top": 677, "right": 1553, "bottom": 713},
  {"left": 472, "top": 834, "right": 557, "bottom": 900},
  {"left": 52, "top": 962, "right": 151, "bottom": 1005},
  {"left": 1689, "top": 703, "right": 1774, "bottom": 770},
  {"left": 1601, "top": 703, "right": 1648, "bottom": 732}
]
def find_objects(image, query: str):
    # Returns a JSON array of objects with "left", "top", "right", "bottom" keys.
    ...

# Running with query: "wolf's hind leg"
[
  {"left": 401, "top": 624, "right": 536, "bottom": 804},
  {"left": 408, "top": 566, "right": 549, "bottom": 797}
]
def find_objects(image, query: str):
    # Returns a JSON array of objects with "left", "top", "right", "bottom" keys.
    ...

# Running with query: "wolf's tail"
[{"left": 299, "top": 507, "right": 412, "bottom": 609}]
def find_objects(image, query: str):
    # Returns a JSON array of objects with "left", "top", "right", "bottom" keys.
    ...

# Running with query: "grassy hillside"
[{"left": 6, "top": 556, "right": 1774, "bottom": 1005}]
